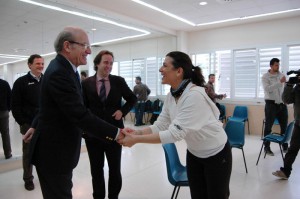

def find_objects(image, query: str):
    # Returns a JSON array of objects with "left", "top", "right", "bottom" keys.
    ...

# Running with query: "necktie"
[
  {"left": 99, "top": 79, "right": 106, "bottom": 103},
  {"left": 75, "top": 71, "right": 80, "bottom": 82}
]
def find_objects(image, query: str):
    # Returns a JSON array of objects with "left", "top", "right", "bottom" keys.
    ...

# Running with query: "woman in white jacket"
[{"left": 119, "top": 51, "right": 232, "bottom": 199}]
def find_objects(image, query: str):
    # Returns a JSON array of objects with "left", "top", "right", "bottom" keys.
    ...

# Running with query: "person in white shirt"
[{"left": 118, "top": 51, "right": 232, "bottom": 199}]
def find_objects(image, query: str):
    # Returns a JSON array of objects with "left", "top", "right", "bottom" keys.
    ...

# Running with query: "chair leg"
[
  {"left": 256, "top": 142, "right": 264, "bottom": 165},
  {"left": 247, "top": 119, "right": 250, "bottom": 135},
  {"left": 241, "top": 148, "right": 248, "bottom": 173},
  {"left": 175, "top": 186, "right": 181, "bottom": 199},
  {"left": 279, "top": 144, "right": 284, "bottom": 162},
  {"left": 171, "top": 185, "right": 178, "bottom": 199},
  {"left": 261, "top": 121, "right": 265, "bottom": 139}
]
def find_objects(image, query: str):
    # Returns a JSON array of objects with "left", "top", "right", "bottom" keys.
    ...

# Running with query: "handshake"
[{"left": 117, "top": 128, "right": 140, "bottom": 147}]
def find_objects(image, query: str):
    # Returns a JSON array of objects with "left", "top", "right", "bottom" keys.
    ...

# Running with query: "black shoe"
[
  {"left": 25, "top": 181, "right": 34, "bottom": 191},
  {"left": 264, "top": 147, "right": 274, "bottom": 156},
  {"left": 5, "top": 154, "right": 12, "bottom": 159}
]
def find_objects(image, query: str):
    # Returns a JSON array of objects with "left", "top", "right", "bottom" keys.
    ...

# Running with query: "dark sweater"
[
  {"left": 0, "top": 79, "right": 11, "bottom": 111},
  {"left": 11, "top": 72, "right": 43, "bottom": 125}
]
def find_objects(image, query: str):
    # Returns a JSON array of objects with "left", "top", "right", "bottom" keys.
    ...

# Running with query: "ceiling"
[{"left": 0, "top": 0, "right": 300, "bottom": 66}]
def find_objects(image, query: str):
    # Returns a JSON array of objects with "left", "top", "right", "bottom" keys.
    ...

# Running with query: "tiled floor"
[{"left": 1, "top": 114, "right": 300, "bottom": 199}]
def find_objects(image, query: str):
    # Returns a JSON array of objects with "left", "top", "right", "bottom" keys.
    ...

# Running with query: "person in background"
[
  {"left": 205, "top": 74, "right": 226, "bottom": 117},
  {"left": 11, "top": 54, "right": 44, "bottom": 191},
  {"left": 133, "top": 76, "right": 150, "bottom": 126},
  {"left": 81, "top": 71, "right": 87, "bottom": 81},
  {"left": 23, "top": 26, "right": 123, "bottom": 199},
  {"left": 0, "top": 78, "right": 12, "bottom": 160},
  {"left": 272, "top": 76, "right": 300, "bottom": 180},
  {"left": 262, "top": 58, "right": 288, "bottom": 156},
  {"left": 119, "top": 51, "right": 232, "bottom": 199},
  {"left": 82, "top": 50, "right": 136, "bottom": 199}
]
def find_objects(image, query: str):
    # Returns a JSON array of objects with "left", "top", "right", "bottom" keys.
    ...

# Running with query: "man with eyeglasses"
[{"left": 23, "top": 26, "right": 124, "bottom": 199}]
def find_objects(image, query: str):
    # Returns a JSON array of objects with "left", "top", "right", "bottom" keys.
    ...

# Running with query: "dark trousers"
[
  {"left": 186, "top": 141, "right": 232, "bottom": 199},
  {"left": 85, "top": 139, "right": 122, "bottom": 199},
  {"left": 282, "top": 123, "right": 300, "bottom": 177},
  {"left": 36, "top": 166, "right": 73, "bottom": 199},
  {"left": 135, "top": 102, "right": 145, "bottom": 125},
  {"left": 20, "top": 124, "right": 33, "bottom": 183},
  {"left": 0, "top": 111, "right": 11, "bottom": 158},
  {"left": 264, "top": 101, "right": 288, "bottom": 148}
]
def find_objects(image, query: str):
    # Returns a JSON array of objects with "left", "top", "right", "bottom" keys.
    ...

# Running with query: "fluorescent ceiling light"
[
  {"left": 19, "top": 0, "right": 150, "bottom": 35},
  {"left": 132, "top": 0, "right": 196, "bottom": 26},
  {"left": 199, "top": 2, "right": 208, "bottom": 6},
  {"left": 197, "top": 8, "right": 300, "bottom": 26},
  {"left": 0, "top": 54, "right": 28, "bottom": 59}
]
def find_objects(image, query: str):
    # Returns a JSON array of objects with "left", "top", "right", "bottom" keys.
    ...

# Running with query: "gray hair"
[{"left": 54, "top": 28, "right": 75, "bottom": 53}]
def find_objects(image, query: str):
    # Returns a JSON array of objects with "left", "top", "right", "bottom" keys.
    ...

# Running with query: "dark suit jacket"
[
  {"left": 82, "top": 74, "right": 136, "bottom": 130},
  {"left": 31, "top": 54, "right": 118, "bottom": 174}
]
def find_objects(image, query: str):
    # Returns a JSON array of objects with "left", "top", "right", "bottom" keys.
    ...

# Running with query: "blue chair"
[
  {"left": 256, "top": 121, "right": 295, "bottom": 165},
  {"left": 162, "top": 143, "right": 189, "bottom": 199},
  {"left": 129, "top": 107, "right": 135, "bottom": 122},
  {"left": 228, "top": 106, "right": 250, "bottom": 134},
  {"left": 152, "top": 99, "right": 163, "bottom": 115},
  {"left": 261, "top": 118, "right": 280, "bottom": 138},
  {"left": 219, "top": 104, "right": 226, "bottom": 123},
  {"left": 143, "top": 100, "right": 153, "bottom": 123},
  {"left": 225, "top": 120, "right": 248, "bottom": 173}
]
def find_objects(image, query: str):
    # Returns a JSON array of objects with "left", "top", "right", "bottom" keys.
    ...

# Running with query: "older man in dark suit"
[
  {"left": 24, "top": 27, "right": 123, "bottom": 199},
  {"left": 82, "top": 50, "right": 136, "bottom": 199}
]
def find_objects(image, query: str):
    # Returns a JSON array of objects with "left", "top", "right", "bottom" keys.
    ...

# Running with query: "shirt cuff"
[{"left": 114, "top": 128, "right": 121, "bottom": 140}]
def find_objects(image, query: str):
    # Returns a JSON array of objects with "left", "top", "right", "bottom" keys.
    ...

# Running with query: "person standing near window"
[
  {"left": 262, "top": 58, "right": 288, "bottom": 156},
  {"left": 82, "top": 50, "right": 136, "bottom": 199},
  {"left": 11, "top": 54, "right": 44, "bottom": 191},
  {"left": 133, "top": 76, "right": 151, "bottom": 126}
]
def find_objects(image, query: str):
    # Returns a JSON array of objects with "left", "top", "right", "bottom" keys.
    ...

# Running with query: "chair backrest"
[
  {"left": 233, "top": 106, "right": 248, "bottom": 119},
  {"left": 225, "top": 120, "right": 245, "bottom": 146},
  {"left": 282, "top": 121, "right": 295, "bottom": 143},
  {"left": 152, "top": 99, "right": 161, "bottom": 112},
  {"left": 144, "top": 100, "right": 153, "bottom": 113},
  {"left": 219, "top": 104, "right": 226, "bottom": 117},
  {"left": 162, "top": 143, "right": 185, "bottom": 186}
]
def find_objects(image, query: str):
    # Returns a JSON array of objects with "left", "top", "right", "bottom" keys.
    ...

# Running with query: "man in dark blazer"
[
  {"left": 82, "top": 50, "right": 136, "bottom": 199},
  {"left": 24, "top": 27, "right": 123, "bottom": 199}
]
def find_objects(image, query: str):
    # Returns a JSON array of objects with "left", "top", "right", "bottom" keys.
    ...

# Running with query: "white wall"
[{"left": 188, "top": 15, "right": 300, "bottom": 53}]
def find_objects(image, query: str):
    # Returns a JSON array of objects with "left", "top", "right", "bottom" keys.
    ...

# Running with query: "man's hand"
[
  {"left": 23, "top": 128, "right": 35, "bottom": 143},
  {"left": 280, "top": 76, "right": 286, "bottom": 83},
  {"left": 118, "top": 131, "right": 137, "bottom": 147},
  {"left": 112, "top": 110, "right": 123, "bottom": 120}
]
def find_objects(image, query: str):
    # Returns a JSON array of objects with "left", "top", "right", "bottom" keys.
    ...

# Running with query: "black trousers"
[
  {"left": 85, "top": 139, "right": 122, "bottom": 199},
  {"left": 282, "top": 123, "right": 300, "bottom": 177},
  {"left": 264, "top": 101, "right": 288, "bottom": 148},
  {"left": 186, "top": 141, "right": 232, "bottom": 199},
  {"left": 0, "top": 111, "right": 11, "bottom": 158},
  {"left": 20, "top": 124, "right": 34, "bottom": 183},
  {"left": 36, "top": 167, "right": 73, "bottom": 199}
]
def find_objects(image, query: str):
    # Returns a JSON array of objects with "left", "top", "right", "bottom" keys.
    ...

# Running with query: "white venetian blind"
[
  {"left": 146, "top": 57, "right": 157, "bottom": 96},
  {"left": 119, "top": 60, "right": 133, "bottom": 88},
  {"left": 233, "top": 49, "right": 257, "bottom": 98},
  {"left": 288, "top": 45, "right": 300, "bottom": 72},
  {"left": 215, "top": 50, "right": 232, "bottom": 98}
]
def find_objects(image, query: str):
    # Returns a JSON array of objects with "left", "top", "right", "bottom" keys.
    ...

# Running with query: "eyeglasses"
[{"left": 68, "top": 41, "right": 91, "bottom": 50}]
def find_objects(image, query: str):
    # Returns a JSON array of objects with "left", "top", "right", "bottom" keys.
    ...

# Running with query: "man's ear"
[{"left": 64, "top": 41, "right": 71, "bottom": 53}]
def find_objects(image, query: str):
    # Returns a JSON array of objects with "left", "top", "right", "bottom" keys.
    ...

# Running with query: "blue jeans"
[{"left": 135, "top": 102, "right": 145, "bottom": 125}]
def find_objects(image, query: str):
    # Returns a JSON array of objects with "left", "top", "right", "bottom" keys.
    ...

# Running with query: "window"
[
  {"left": 215, "top": 50, "right": 231, "bottom": 98},
  {"left": 111, "top": 62, "right": 119, "bottom": 76},
  {"left": 288, "top": 45, "right": 300, "bottom": 71},
  {"left": 119, "top": 61, "right": 133, "bottom": 88},
  {"left": 146, "top": 57, "right": 157, "bottom": 96}
]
